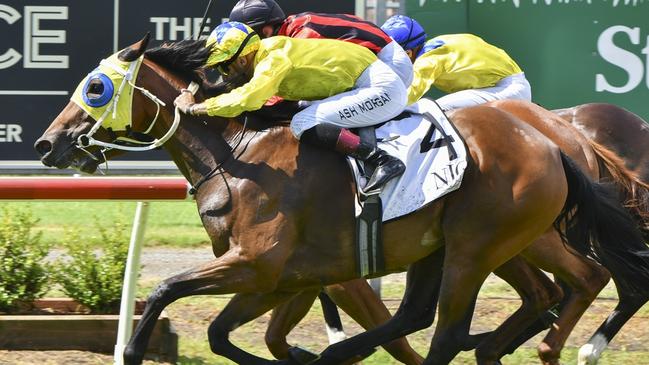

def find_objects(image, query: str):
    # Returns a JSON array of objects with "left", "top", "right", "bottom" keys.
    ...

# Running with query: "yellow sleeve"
[
  {"left": 204, "top": 51, "right": 293, "bottom": 117},
  {"left": 407, "top": 52, "right": 446, "bottom": 105}
]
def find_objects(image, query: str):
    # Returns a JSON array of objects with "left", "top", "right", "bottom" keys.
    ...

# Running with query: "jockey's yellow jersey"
[
  {"left": 408, "top": 34, "right": 522, "bottom": 104},
  {"left": 205, "top": 36, "right": 377, "bottom": 117}
]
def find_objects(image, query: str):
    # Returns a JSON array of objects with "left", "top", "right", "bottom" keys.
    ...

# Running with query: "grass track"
[{"left": 2, "top": 202, "right": 649, "bottom": 364}]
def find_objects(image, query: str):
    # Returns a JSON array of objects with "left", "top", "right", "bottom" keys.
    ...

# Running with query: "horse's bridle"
[
  {"left": 76, "top": 57, "right": 197, "bottom": 154},
  {"left": 72, "top": 55, "right": 252, "bottom": 195}
]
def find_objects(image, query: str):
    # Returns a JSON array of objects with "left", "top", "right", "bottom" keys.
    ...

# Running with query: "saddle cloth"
[{"left": 349, "top": 98, "right": 468, "bottom": 221}]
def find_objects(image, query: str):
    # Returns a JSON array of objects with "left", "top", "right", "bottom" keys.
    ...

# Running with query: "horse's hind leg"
[
  {"left": 424, "top": 245, "right": 497, "bottom": 365},
  {"left": 208, "top": 291, "right": 298, "bottom": 365},
  {"left": 424, "top": 175, "right": 565, "bottom": 364},
  {"left": 265, "top": 289, "right": 320, "bottom": 360},
  {"left": 520, "top": 232, "right": 610, "bottom": 365},
  {"left": 474, "top": 255, "right": 563, "bottom": 364},
  {"left": 265, "top": 279, "right": 424, "bottom": 365},
  {"left": 324, "top": 279, "right": 425, "bottom": 365},
  {"left": 307, "top": 250, "right": 445, "bottom": 365},
  {"left": 578, "top": 287, "right": 649, "bottom": 365}
]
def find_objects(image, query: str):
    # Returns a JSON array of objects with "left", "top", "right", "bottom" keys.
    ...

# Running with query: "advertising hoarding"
[{"left": 0, "top": 0, "right": 355, "bottom": 163}]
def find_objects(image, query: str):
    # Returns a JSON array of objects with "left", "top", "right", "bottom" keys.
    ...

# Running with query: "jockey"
[
  {"left": 380, "top": 15, "right": 532, "bottom": 110},
  {"left": 174, "top": 22, "right": 408, "bottom": 192},
  {"left": 228, "top": 0, "right": 413, "bottom": 87}
]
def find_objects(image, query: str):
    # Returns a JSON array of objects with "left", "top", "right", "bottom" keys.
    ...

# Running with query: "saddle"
[{"left": 349, "top": 99, "right": 468, "bottom": 276}]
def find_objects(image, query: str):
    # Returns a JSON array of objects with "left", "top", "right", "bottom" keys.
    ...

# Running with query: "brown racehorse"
[
  {"left": 558, "top": 103, "right": 649, "bottom": 182},
  {"left": 475, "top": 102, "right": 649, "bottom": 365},
  {"left": 476, "top": 100, "right": 649, "bottom": 364},
  {"left": 557, "top": 104, "right": 649, "bottom": 364},
  {"left": 260, "top": 101, "right": 649, "bottom": 365},
  {"left": 34, "top": 36, "right": 649, "bottom": 365}
]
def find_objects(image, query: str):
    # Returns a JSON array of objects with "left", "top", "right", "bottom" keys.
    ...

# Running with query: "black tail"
[{"left": 554, "top": 152, "right": 649, "bottom": 295}]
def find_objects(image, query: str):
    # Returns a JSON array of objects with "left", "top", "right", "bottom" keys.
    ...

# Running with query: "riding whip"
[{"left": 195, "top": 0, "right": 215, "bottom": 40}]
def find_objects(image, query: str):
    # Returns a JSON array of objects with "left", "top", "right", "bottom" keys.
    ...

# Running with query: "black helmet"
[{"left": 229, "top": 0, "right": 286, "bottom": 32}]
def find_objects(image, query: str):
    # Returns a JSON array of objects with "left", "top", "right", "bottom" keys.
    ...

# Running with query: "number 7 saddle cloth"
[{"left": 349, "top": 98, "right": 468, "bottom": 222}]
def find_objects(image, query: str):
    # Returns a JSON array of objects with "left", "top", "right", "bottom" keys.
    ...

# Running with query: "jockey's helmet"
[
  {"left": 229, "top": 0, "right": 286, "bottom": 34},
  {"left": 381, "top": 15, "right": 427, "bottom": 51},
  {"left": 205, "top": 21, "right": 261, "bottom": 74}
]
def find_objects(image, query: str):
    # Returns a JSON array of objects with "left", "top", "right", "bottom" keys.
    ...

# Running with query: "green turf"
[
  {"left": 3, "top": 201, "right": 209, "bottom": 247},
  {"left": 12, "top": 202, "right": 648, "bottom": 364}
]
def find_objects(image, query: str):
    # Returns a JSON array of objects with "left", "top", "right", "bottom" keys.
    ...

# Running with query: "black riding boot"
[
  {"left": 301, "top": 124, "right": 405, "bottom": 192},
  {"left": 361, "top": 148, "right": 405, "bottom": 192}
]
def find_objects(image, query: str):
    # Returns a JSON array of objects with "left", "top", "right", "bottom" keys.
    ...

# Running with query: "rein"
[{"left": 188, "top": 115, "right": 253, "bottom": 195}]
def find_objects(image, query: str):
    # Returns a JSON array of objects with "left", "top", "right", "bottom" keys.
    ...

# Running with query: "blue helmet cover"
[
  {"left": 212, "top": 21, "right": 252, "bottom": 44},
  {"left": 417, "top": 38, "right": 446, "bottom": 59},
  {"left": 381, "top": 15, "right": 427, "bottom": 51},
  {"left": 82, "top": 69, "right": 115, "bottom": 108}
]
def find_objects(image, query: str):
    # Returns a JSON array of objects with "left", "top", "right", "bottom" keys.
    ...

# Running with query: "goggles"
[{"left": 214, "top": 32, "right": 256, "bottom": 76}]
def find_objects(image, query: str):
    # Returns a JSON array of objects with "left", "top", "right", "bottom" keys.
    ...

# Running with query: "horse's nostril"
[{"left": 34, "top": 139, "right": 53, "bottom": 157}]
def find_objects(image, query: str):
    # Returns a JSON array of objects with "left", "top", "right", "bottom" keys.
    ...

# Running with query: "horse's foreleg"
[
  {"left": 578, "top": 288, "right": 649, "bottom": 365},
  {"left": 307, "top": 250, "right": 445, "bottom": 365},
  {"left": 324, "top": 279, "right": 425, "bottom": 365},
  {"left": 474, "top": 254, "right": 563, "bottom": 364},
  {"left": 124, "top": 249, "right": 284, "bottom": 365},
  {"left": 208, "top": 291, "right": 299, "bottom": 365}
]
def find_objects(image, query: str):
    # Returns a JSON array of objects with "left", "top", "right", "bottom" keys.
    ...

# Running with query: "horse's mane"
[
  {"left": 144, "top": 39, "right": 211, "bottom": 84},
  {"left": 144, "top": 39, "right": 293, "bottom": 131}
]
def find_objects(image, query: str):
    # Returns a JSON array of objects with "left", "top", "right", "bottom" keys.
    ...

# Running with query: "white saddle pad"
[{"left": 350, "top": 98, "right": 468, "bottom": 221}]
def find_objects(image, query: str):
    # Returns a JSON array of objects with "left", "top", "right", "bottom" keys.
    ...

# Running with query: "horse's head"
[
  {"left": 34, "top": 34, "right": 170, "bottom": 173},
  {"left": 35, "top": 31, "right": 294, "bottom": 189}
]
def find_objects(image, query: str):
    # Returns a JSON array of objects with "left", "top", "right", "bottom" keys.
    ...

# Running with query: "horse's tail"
[
  {"left": 588, "top": 140, "right": 649, "bottom": 241},
  {"left": 554, "top": 151, "right": 649, "bottom": 295}
]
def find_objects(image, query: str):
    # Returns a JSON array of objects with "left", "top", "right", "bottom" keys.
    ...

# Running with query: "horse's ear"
[{"left": 118, "top": 33, "right": 151, "bottom": 62}]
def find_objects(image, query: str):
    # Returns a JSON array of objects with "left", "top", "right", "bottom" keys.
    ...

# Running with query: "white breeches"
[
  {"left": 291, "top": 60, "right": 408, "bottom": 138},
  {"left": 435, "top": 73, "right": 532, "bottom": 111}
]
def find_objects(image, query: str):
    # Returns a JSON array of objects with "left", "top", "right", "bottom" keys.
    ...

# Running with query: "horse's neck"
[
  {"left": 166, "top": 114, "right": 298, "bottom": 187},
  {"left": 138, "top": 60, "right": 303, "bottom": 191}
]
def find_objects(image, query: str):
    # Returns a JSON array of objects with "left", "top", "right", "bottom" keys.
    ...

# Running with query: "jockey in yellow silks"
[
  {"left": 380, "top": 15, "right": 532, "bottom": 110},
  {"left": 174, "top": 21, "right": 408, "bottom": 191}
]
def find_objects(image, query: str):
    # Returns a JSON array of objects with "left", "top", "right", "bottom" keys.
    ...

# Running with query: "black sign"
[{"left": 0, "top": 0, "right": 355, "bottom": 162}]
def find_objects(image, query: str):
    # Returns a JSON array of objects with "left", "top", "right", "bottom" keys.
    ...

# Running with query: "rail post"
[{"left": 0, "top": 176, "right": 191, "bottom": 364}]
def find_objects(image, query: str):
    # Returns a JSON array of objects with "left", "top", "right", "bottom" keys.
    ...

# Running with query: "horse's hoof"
[
  {"left": 123, "top": 347, "right": 142, "bottom": 365},
  {"left": 577, "top": 344, "right": 600, "bottom": 365},
  {"left": 288, "top": 346, "right": 319, "bottom": 364}
]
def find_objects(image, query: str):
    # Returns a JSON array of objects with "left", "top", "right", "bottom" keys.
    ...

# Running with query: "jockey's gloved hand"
[{"left": 174, "top": 92, "right": 196, "bottom": 115}]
